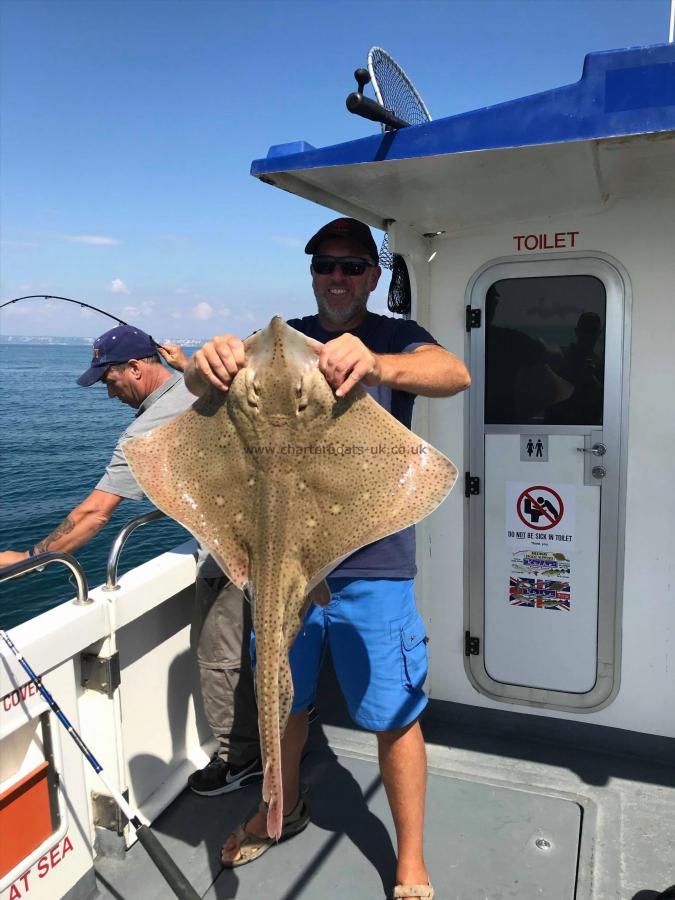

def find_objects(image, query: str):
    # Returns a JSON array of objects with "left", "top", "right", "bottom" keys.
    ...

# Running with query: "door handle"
[{"left": 577, "top": 443, "right": 606, "bottom": 457}]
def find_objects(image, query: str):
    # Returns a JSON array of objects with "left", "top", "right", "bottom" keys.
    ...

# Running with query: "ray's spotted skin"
[{"left": 122, "top": 317, "right": 457, "bottom": 840}]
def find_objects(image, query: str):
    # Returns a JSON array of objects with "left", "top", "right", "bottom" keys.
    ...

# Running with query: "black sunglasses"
[{"left": 311, "top": 255, "right": 375, "bottom": 277}]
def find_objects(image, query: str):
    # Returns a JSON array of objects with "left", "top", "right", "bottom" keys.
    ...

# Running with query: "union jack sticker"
[{"left": 509, "top": 576, "right": 571, "bottom": 611}]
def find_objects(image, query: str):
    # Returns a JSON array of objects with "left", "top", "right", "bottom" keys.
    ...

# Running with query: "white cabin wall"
[
  {"left": 389, "top": 223, "right": 443, "bottom": 634},
  {"left": 416, "top": 188, "right": 675, "bottom": 738}
]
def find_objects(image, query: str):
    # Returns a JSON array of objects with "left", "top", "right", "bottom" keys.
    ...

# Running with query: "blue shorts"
[{"left": 251, "top": 577, "right": 429, "bottom": 732}]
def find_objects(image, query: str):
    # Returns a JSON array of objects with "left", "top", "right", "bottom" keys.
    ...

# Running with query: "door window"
[{"left": 485, "top": 276, "right": 606, "bottom": 426}]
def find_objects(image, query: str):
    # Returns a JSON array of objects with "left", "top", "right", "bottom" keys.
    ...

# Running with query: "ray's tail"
[
  {"left": 251, "top": 572, "right": 302, "bottom": 843},
  {"left": 262, "top": 759, "right": 283, "bottom": 841},
  {"left": 257, "top": 635, "right": 286, "bottom": 841}
]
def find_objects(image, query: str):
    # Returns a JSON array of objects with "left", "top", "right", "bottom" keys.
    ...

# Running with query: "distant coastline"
[{"left": 0, "top": 334, "right": 203, "bottom": 347}]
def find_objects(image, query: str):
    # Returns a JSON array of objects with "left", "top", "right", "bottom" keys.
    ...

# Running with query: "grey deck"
[{"left": 94, "top": 661, "right": 675, "bottom": 900}]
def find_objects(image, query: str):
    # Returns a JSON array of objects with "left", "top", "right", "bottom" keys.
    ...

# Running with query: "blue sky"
[{"left": 1, "top": 0, "right": 671, "bottom": 339}]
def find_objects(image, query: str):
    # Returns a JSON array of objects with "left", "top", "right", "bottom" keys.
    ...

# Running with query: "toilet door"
[{"left": 466, "top": 255, "right": 629, "bottom": 710}]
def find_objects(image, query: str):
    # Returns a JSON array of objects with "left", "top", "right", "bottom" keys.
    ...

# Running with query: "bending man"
[{"left": 0, "top": 325, "right": 261, "bottom": 795}]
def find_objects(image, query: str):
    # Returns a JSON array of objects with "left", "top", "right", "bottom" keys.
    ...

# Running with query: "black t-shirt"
[{"left": 287, "top": 311, "right": 438, "bottom": 579}]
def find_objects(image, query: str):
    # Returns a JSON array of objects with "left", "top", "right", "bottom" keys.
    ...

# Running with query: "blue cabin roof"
[{"left": 251, "top": 44, "right": 675, "bottom": 179}]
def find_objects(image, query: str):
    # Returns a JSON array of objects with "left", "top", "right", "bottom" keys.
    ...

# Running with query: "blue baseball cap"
[{"left": 76, "top": 325, "right": 157, "bottom": 387}]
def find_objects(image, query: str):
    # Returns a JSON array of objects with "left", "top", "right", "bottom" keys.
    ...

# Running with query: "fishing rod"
[
  {"left": 0, "top": 627, "right": 201, "bottom": 900},
  {"left": 1, "top": 294, "right": 133, "bottom": 327},
  {"left": 0, "top": 294, "right": 163, "bottom": 349}
]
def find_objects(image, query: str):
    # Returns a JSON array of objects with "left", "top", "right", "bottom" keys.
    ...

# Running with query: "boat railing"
[
  {"left": 104, "top": 509, "right": 167, "bottom": 591},
  {"left": 0, "top": 532, "right": 206, "bottom": 898},
  {"left": 0, "top": 550, "right": 92, "bottom": 605}
]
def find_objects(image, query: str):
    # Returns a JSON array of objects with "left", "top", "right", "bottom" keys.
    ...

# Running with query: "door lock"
[
  {"left": 591, "top": 465, "right": 607, "bottom": 479},
  {"left": 577, "top": 443, "right": 606, "bottom": 456}
]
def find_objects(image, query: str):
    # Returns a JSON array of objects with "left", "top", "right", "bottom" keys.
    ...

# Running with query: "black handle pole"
[
  {"left": 135, "top": 826, "right": 201, "bottom": 900},
  {"left": 346, "top": 92, "right": 409, "bottom": 130}
]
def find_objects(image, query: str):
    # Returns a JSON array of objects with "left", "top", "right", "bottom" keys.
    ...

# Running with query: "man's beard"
[{"left": 313, "top": 285, "right": 370, "bottom": 327}]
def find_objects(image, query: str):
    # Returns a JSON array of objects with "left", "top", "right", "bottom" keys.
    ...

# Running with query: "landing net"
[
  {"left": 367, "top": 46, "right": 432, "bottom": 128},
  {"left": 367, "top": 48, "right": 431, "bottom": 315}
]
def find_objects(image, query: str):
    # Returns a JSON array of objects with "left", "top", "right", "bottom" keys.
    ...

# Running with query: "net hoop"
[{"left": 367, "top": 46, "right": 432, "bottom": 131}]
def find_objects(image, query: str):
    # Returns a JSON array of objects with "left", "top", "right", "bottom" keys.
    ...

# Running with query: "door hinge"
[
  {"left": 465, "top": 632, "right": 480, "bottom": 656},
  {"left": 91, "top": 789, "right": 129, "bottom": 834},
  {"left": 464, "top": 473, "right": 480, "bottom": 497},
  {"left": 81, "top": 651, "right": 121, "bottom": 697},
  {"left": 465, "top": 306, "right": 481, "bottom": 331}
]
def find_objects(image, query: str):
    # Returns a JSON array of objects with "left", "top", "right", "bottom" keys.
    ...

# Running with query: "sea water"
[{"left": 0, "top": 342, "right": 190, "bottom": 629}]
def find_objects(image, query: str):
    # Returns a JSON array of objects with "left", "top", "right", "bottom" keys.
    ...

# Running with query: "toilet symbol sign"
[
  {"left": 517, "top": 485, "right": 564, "bottom": 531},
  {"left": 520, "top": 434, "right": 548, "bottom": 462}
]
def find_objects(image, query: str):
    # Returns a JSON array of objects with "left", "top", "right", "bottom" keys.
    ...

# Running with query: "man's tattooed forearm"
[{"left": 33, "top": 515, "right": 77, "bottom": 553}]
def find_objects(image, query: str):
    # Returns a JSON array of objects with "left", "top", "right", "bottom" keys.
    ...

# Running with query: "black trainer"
[{"left": 188, "top": 754, "right": 263, "bottom": 796}]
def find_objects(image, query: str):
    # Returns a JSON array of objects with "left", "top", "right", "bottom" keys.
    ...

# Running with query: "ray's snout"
[{"left": 245, "top": 317, "right": 320, "bottom": 378}]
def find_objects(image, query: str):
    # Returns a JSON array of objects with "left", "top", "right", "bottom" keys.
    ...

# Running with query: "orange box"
[{"left": 0, "top": 761, "right": 54, "bottom": 877}]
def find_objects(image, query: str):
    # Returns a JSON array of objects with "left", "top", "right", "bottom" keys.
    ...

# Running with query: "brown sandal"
[
  {"left": 220, "top": 797, "right": 309, "bottom": 868},
  {"left": 393, "top": 884, "right": 435, "bottom": 899}
]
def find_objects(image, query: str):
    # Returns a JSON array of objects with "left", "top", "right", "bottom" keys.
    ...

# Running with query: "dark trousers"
[{"left": 192, "top": 577, "right": 260, "bottom": 766}]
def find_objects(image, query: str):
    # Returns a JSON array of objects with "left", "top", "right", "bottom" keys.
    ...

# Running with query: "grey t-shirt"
[{"left": 97, "top": 373, "right": 221, "bottom": 578}]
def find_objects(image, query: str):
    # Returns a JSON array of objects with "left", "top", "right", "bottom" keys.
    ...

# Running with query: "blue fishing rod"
[{"left": 0, "top": 627, "right": 201, "bottom": 900}]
